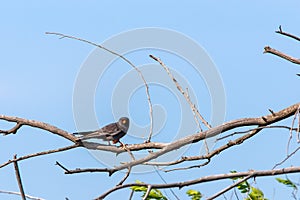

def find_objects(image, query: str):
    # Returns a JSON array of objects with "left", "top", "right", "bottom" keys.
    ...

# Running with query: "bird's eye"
[{"left": 122, "top": 119, "right": 127, "bottom": 124}]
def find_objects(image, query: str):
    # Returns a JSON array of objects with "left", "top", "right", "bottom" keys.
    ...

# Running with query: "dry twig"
[
  {"left": 149, "top": 54, "right": 211, "bottom": 130},
  {"left": 45, "top": 32, "right": 154, "bottom": 142},
  {"left": 13, "top": 155, "right": 26, "bottom": 200}
]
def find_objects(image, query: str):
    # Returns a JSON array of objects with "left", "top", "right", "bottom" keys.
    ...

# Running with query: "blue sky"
[{"left": 1, "top": 1, "right": 300, "bottom": 200}]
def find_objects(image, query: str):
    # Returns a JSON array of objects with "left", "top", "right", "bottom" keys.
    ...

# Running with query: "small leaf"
[
  {"left": 246, "top": 187, "right": 268, "bottom": 200},
  {"left": 276, "top": 177, "right": 297, "bottom": 190},
  {"left": 186, "top": 189, "right": 202, "bottom": 200}
]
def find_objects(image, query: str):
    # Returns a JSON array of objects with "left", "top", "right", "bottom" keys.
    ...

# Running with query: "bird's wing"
[
  {"left": 99, "top": 123, "right": 122, "bottom": 140},
  {"left": 74, "top": 123, "right": 122, "bottom": 141}
]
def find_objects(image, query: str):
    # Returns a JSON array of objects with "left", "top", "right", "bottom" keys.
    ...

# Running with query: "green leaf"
[
  {"left": 245, "top": 187, "right": 268, "bottom": 200},
  {"left": 276, "top": 177, "right": 297, "bottom": 190},
  {"left": 186, "top": 189, "right": 202, "bottom": 200},
  {"left": 130, "top": 180, "right": 167, "bottom": 200}
]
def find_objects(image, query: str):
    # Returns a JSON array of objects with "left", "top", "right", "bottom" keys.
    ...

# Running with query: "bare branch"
[
  {"left": 276, "top": 25, "right": 300, "bottom": 42},
  {"left": 0, "top": 122, "right": 23, "bottom": 135},
  {"left": 45, "top": 32, "right": 154, "bottom": 142},
  {"left": 116, "top": 167, "right": 131, "bottom": 186},
  {"left": 287, "top": 105, "right": 300, "bottom": 154},
  {"left": 161, "top": 126, "right": 261, "bottom": 171},
  {"left": 207, "top": 174, "right": 253, "bottom": 200},
  {"left": 62, "top": 103, "right": 300, "bottom": 175},
  {"left": 264, "top": 46, "right": 300, "bottom": 65},
  {"left": 0, "top": 115, "right": 77, "bottom": 142},
  {"left": 217, "top": 125, "right": 299, "bottom": 141},
  {"left": 0, "top": 190, "right": 44, "bottom": 200},
  {"left": 83, "top": 141, "right": 168, "bottom": 153},
  {"left": 55, "top": 161, "right": 115, "bottom": 176},
  {"left": 273, "top": 146, "right": 300, "bottom": 169},
  {"left": 13, "top": 155, "right": 26, "bottom": 200},
  {"left": 142, "top": 185, "right": 152, "bottom": 200},
  {"left": 163, "top": 159, "right": 210, "bottom": 172},
  {"left": 149, "top": 54, "right": 211, "bottom": 130},
  {"left": 55, "top": 161, "right": 71, "bottom": 173},
  {"left": 0, "top": 144, "right": 79, "bottom": 169},
  {"left": 95, "top": 166, "right": 300, "bottom": 199}
]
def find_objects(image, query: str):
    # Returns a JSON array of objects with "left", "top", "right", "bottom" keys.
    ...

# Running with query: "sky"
[{"left": 1, "top": 1, "right": 300, "bottom": 200}]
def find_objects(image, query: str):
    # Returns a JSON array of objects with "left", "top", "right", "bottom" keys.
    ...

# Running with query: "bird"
[{"left": 74, "top": 117, "right": 129, "bottom": 146}]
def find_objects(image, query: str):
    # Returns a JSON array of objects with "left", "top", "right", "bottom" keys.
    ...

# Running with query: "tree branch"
[
  {"left": 276, "top": 25, "right": 300, "bottom": 42},
  {"left": 0, "top": 144, "right": 79, "bottom": 169},
  {"left": 13, "top": 155, "right": 26, "bottom": 200},
  {"left": 0, "top": 115, "right": 77, "bottom": 142},
  {"left": 58, "top": 103, "right": 300, "bottom": 175},
  {"left": 109, "top": 103, "right": 300, "bottom": 173},
  {"left": 142, "top": 185, "right": 152, "bottom": 200},
  {"left": 207, "top": 174, "right": 253, "bottom": 200},
  {"left": 0, "top": 190, "right": 44, "bottom": 200},
  {"left": 95, "top": 166, "right": 300, "bottom": 199},
  {"left": 264, "top": 46, "right": 300, "bottom": 65},
  {"left": 0, "top": 122, "right": 23, "bottom": 135}
]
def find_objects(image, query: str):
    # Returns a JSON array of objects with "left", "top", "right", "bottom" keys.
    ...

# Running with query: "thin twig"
[
  {"left": 13, "top": 155, "right": 26, "bottom": 200},
  {"left": 273, "top": 146, "right": 300, "bottom": 169},
  {"left": 276, "top": 25, "right": 300, "bottom": 42},
  {"left": 163, "top": 160, "right": 210, "bottom": 172},
  {"left": 0, "top": 122, "right": 23, "bottom": 135},
  {"left": 117, "top": 167, "right": 131, "bottom": 186},
  {"left": 207, "top": 174, "right": 253, "bottom": 200},
  {"left": 0, "top": 190, "right": 44, "bottom": 200},
  {"left": 142, "top": 185, "right": 152, "bottom": 200},
  {"left": 55, "top": 161, "right": 71, "bottom": 173},
  {"left": 186, "top": 87, "right": 202, "bottom": 131},
  {"left": 149, "top": 54, "right": 211, "bottom": 130},
  {"left": 55, "top": 161, "right": 115, "bottom": 176},
  {"left": 128, "top": 190, "right": 134, "bottom": 200},
  {"left": 217, "top": 125, "right": 298, "bottom": 141},
  {"left": 0, "top": 144, "right": 79, "bottom": 169},
  {"left": 296, "top": 106, "right": 300, "bottom": 142},
  {"left": 287, "top": 106, "right": 300, "bottom": 154},
  {"left": 153, "top": 167, "right": 180, "bottom": 200},
  {"left": 45, "top": 32, "right": 154, "bottom": 142}
]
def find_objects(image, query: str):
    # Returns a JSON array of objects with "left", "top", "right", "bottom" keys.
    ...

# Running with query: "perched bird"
[{"left": 74, "top": 117, "right": 129, "bottom": 146}]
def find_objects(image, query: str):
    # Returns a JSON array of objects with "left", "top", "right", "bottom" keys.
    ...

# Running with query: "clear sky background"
[{"left": 1, "top": 1, "right": 300, "bottom": 200}]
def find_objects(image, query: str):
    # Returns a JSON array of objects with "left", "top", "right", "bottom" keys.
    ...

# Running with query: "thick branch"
[
  {"left": 0, "top": 115, "right": 77, "bottom": 142},
  {"left": 63, "top": 103, "right": 300, "bottom": 175},
  {"left": 96, "top": 166, "right": 300, "bottom": 199}
]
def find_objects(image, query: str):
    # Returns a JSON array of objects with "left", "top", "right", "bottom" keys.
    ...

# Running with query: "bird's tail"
[{"left": 73, "top": 131, "right": 104, "bottom": 141}]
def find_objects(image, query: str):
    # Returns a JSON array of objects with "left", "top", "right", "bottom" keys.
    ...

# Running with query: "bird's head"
[{"left": 118, "top": 117, "right": 130, "bottom": 132}]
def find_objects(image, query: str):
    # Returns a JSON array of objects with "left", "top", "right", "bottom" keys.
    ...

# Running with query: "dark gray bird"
[{"left": 74, "top": 117, "right": 129, "bottom": 146}]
